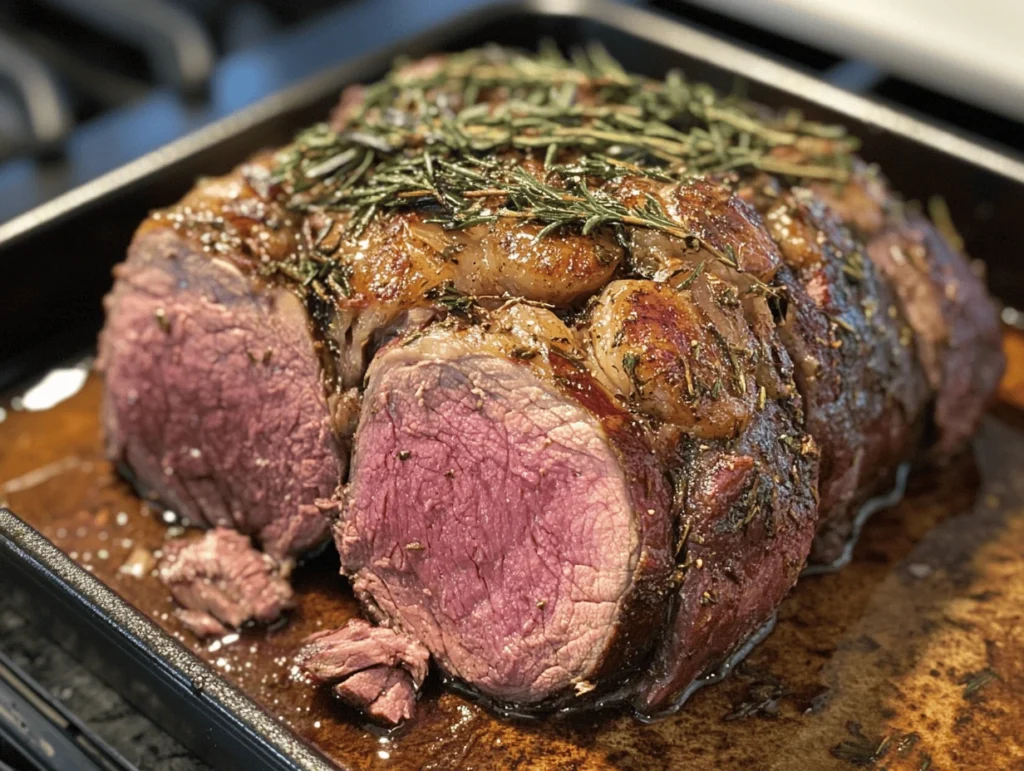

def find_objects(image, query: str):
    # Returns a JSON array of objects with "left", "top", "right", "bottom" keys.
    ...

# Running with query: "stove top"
[
  {"left": 0, "top": 0, "right": 488, "bottom": 222},
  {"left": 0, "top": 0, "right": 1021, "bottom": 225}
]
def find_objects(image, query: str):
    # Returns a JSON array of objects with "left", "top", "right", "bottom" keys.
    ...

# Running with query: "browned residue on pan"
[{"left": 2, "top": 331, "right": 1024, "bottom": 769}]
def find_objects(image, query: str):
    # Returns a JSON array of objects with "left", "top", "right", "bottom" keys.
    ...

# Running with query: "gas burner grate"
[{"left": 0, "top": 0, "right": 347, "bottom": 162}]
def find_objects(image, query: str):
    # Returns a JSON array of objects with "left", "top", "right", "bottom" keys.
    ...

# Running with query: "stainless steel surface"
[{"left": 669, "top": 0, "right": 1024, "bottom": 122}]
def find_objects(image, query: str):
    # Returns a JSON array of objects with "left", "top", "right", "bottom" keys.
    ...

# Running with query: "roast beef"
[
  {"left": 98, "top": 179, "right": 344, "bottom": 559},
  {"left": 98, "top": 46, "right": 1005, "bottom": 723},
  {"left": 333, "top": 666, "right": 417, "bottom": 726}
]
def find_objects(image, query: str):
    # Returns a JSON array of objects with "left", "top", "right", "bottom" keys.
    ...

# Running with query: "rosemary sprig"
[
  {"left": 424, "top": 281, "right": 475, "bottom": 315},
  {"left": 270, "top": 43, "right": 857, "bottom": 288}
]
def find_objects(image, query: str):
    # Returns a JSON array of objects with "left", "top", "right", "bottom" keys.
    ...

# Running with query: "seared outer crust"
[
  {"left": 866, "top": 215, "right": 1004, "bottom": 456},
  {"left": 635, "top": 398, "right": 818, "bottom": 714},
  {"left": 547, "top": 351, "right": 676, "bottom": 696},
  {"left": 738, "top": 178, "right": 930, "bottom": 562}
]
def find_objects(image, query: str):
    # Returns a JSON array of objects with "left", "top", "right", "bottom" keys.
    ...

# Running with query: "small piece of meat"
[
  {"left": 333, "top": 666, "right": 417, "bottom": 726},
  {"left": 158, "top": 528, "right": 294, "bottom": 636},
  {"left": 298, "top": 619, "right": 430, "bottom": 688},
  {"left": 297, "top": 619, "right": 429, "bottom": 725},
  {"left": 176, "top": 609, "right": 229, "bottom": 638}
]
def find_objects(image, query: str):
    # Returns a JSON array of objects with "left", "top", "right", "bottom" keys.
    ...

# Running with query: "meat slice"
[
  {"left": 98, "top": 182, "right": 344, "bottom": 558},
  {"left": 176, "top": 610, "right": 231, "bottom": 639},
  {"left": 337, "top": 308, "right": 674, "bottom": 707},
  {"left": 297, "top": 619, "right": 429, "bottom": 725},
  {"left": 298, "top": 619, "right": 429, "bottom": 687},
  {"left": 158, "top": 528, "right": 294, "bottom": 636}
]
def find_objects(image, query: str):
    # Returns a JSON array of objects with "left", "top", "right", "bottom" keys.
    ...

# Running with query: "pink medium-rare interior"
[{"left": 340, "top": 352, "right": 640, "bottom": 703}]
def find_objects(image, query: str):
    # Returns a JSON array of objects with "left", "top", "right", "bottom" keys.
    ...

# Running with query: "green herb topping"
[{"left": 270, "top": 43, "right": 857, "bottom": 255}]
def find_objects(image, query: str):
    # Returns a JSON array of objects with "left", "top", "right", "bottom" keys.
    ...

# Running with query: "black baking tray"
[{"left": 2, "top": 1, "right": 1024, "bottom": 769}]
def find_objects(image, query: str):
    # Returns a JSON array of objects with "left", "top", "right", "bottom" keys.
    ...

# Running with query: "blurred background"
[{"left": 0, "top": 0, "right": 1021, "bottom": 224}]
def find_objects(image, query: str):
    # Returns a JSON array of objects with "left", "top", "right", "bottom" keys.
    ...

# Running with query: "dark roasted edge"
[{"left": 0, "top": 508, "right": 337, "bottom": 771}]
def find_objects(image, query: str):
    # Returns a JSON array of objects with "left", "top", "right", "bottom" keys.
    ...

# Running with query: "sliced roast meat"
[
  {"left": 158, "top": 528, "right": 294, "bottom": 636},
  {"left": 99, "top": 196, "right": 343, "bottom": 559},
  {"left": 99, "top": 47, "right": 1008, "bottom": 723},
  {"left": 298, "top": 618, "right": 430, "bottom": 687},
  {"left": 176, "top": 609, "right": 231, "bottom": 639},
  {"left": 99, "top": 150, "right": 623, "bottom": 557},
  {"left": 297, "top": 618, "right": 429, "bottom": 725},
  {"left": 337, "top": 310, "right": 674, "bottom": 707}
]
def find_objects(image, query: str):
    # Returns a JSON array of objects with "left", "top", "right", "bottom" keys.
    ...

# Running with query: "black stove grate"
[{"left": 0, "top": 0, "right": 353, "bottom": 161}]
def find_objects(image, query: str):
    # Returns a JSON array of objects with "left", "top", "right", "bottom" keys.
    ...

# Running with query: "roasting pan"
[{"left": 3, "top": 1, "right": 1024, "bottom": 769}]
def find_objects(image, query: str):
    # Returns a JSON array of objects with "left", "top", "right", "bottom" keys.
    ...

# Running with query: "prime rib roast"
[{"left": 97, "top": 46, "right": 1004, "bottom": 723}]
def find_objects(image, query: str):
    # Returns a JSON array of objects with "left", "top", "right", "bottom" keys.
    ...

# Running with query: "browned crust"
[{"left": 540, "top": 351, "right": 677, "bottom": 702}]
